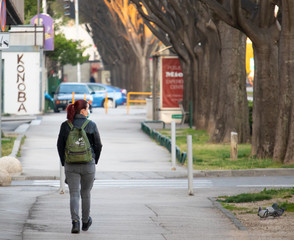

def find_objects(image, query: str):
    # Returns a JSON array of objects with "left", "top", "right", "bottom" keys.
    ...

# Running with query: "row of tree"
[
  {"left": 80, "top": 1, "right": 158, "bottom": 91},
  {"left": 82, "top": 0, "right": 293, "bottom": 165}
]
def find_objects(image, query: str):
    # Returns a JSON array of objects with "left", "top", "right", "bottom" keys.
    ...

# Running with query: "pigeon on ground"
[
  {"left": 266, "top": 206, "right": 275, "bottom": 216},
  {"left": 270, "top": 203, "right": 285, "bottom": 217},
  {"left": 257, "top": 207, "right": 269, "bottom": 218}
]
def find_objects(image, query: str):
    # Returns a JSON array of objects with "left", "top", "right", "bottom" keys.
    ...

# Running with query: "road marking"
[
  {"left": 237, "top": 184, "right": 294, "bottom": 188},
  {"left": 24, "top": 179, "right": 214, "bottom": 189},
  {"left": 30, "top": 119, "right": 42, "bottom": 125}
]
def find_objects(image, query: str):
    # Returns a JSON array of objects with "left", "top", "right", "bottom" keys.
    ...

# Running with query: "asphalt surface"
[{"left": 1, "top": 106, "right": 294, "bottom": 240}]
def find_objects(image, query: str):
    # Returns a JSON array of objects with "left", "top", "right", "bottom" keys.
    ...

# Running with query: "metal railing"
[{"left": 127, "top": 92, "right": 152, "bottom": 114}]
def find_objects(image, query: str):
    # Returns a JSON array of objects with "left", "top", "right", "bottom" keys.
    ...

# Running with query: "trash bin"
[
  {"left": 44, "top": 93, "right": 54, "bottom": 113},
  {"left": 146, "top": 97, "right": 159, "bottom": 120}
]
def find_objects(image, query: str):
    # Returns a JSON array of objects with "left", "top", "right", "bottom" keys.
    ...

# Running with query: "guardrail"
[{"left": 127, "top": 92, "right": 152, "bottom": 114}]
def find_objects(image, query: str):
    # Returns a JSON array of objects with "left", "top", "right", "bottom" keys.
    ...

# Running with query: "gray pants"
[{"left": 65, "top": 161, "right": 96, "bottom": 223}]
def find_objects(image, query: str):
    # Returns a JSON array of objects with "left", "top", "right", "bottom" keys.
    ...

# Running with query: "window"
[
  {"left": 59, "top": 84, "right": 89, "bottom": 94},
  {"left": 88, "top": 85, "right": 105, "bottom": 92}
]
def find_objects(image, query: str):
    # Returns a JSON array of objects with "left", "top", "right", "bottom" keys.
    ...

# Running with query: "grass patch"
[
  {"left": 221, "top": 203, "right": 249, "bottom": 211},
  {"left": 280, "top": 202, "right": 294, "bottom": 212},
  {"left": 218, "top": 188, "right": 294, "bottom": 211},
  {"left": 218, "top": 188, "right": 294, "bottom": 213},
  {"left": 17, "top": 135, "right": 26, "bottom": 157},
  {"left": 1, "top": 136, "right": 16, "bottom": 156},
  {"left": 158, "top": 128, "right": 294, "bottom": 170},
  {"left": 219, "top": 192, "right": 272, "bottom": 203}
]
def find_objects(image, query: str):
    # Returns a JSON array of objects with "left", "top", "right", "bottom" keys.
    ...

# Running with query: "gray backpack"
[{"left": 65, "top": 120, "right": 92, "bottom": 163}]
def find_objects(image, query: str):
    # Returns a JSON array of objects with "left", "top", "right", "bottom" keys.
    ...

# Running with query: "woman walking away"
[{"left": 57, "top": 100, "right": 102, "bottom": 234}]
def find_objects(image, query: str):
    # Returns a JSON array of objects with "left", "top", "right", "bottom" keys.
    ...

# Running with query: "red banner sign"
[{"left": 162, "top": 57, "right": 183, "bottom": 108}]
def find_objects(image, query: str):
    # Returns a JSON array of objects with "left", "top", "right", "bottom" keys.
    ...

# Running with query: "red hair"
[{"left": 66, "top": 99, "right": 88, "bottom": 123}]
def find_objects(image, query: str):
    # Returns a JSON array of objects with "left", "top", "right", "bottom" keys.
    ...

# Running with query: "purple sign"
[{"left": 31, "top": 13, "right": 54, "bottom": 51}]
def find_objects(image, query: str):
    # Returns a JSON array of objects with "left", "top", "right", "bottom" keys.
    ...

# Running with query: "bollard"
[
  {"left": 112, "top": 90, "right": 116, "bottom": 108},
  {"left": 187, "top": 135, "right": 194, "bottom": 195},
  {"left": 59, "top": 163, "right": 65, "bottom": 194},
  {"left": 105, "top": 92, "right": 108, "bottom": 114},
  {"left": 72, "top": 92, "right": 75, "bottom": 104},
  {"left": 171, "top": 121, "right": 176, "bottom": 170},
  {"left": 230, "top": 132, "right": 238, "bottom": 160}
]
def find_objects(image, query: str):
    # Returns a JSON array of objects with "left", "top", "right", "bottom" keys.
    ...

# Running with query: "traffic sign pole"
[
  {"left": 0, "top": 0, "right": 7, "bottom": 157},
  {"left": 0, "top": 52, "right": 1, "bottom": 157}
]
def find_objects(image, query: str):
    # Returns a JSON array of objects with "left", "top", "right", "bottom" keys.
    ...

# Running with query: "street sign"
[
  {"left": 0, "top": 32, "right": 9, "bottom": 49},
  {"left": 0, "top": 0, "right": 6, "bottom": 32}
]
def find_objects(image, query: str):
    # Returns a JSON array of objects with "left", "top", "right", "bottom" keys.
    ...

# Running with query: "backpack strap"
[
  {"left": 67, "top": 120, "right": 74, "bottom": 130},
  {"left": 67, "top": 119, "right": 90, "bottom": 130},
  {"left": 81, "top": 119, "right": 90, "bottom": 130}
]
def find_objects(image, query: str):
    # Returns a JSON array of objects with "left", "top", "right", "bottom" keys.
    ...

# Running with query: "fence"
[{"left": 141, "top": 121, "right": 187, "bottom": 164}]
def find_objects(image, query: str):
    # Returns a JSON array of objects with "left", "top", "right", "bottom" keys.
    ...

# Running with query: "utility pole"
[
  {"left": 64, "top": 0, "right": 81, "bottom": 82},
  {"left": 37, "top": 0, "right": 40, "bottom": 24},
  {"left": 42, "top": 0, "right": 47, "bottom": 14},
  {"left": 75, "top": 0, "right": 81, "bottom": 83}
]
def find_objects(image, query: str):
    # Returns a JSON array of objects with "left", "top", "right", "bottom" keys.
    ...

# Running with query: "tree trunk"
[
  {"left": 251, "top": 44, "right": 279, "bottom": 157},
  {"left": 194, "top": 44, "right": 209, "bottom": 129},
  {"left": 179, "top": 54, "right": 194, "bottom": 114},
  {"left": 202, "top": 0, "right": 280, "bottom": 157},
  {"left": 211, "top": 22, "right": 250, "bottom": 143},
  {"left": 206, "top": 32, "right": 221, "bottom": 136},
  {"left": 273, "top": 0, "right": 294, "bottom": 164}
]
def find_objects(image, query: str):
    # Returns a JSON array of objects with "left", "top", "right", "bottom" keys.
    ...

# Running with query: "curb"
[
  {"left": 9, "top": 118, "right": 40, "bottom": 158},
  {"left": 11, "top": 168, "right": 294, "bottom": 181},
  {"left": 194, "top": 168, "right": 294, "bottom": 178},
  {"left": 209, "top": 197, "right": 247, "bottom": 231},
  {"left": 9, "top": 134, "right": 25, "bottom": 158},
  {"left": 11, "top": 175, "right": 60, "bottom": 181}
]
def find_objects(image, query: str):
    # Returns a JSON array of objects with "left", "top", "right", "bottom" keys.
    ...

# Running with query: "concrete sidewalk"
[
  {"left": 1, "top": 183, "right": 254, "bottom": 240},
  {"left": 14, "top": 107, "right": 189, "bottom": 180},
  {"left": 1, "top": 106, "right": 292, "bottom": 239}
]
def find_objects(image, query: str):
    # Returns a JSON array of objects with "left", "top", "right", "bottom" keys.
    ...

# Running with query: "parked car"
[
  {"left": 53, "top": 82, "right": 93, "bottom": 113},
  {"left": 87, "top": 83, "right": 127, "bottom": 108}
]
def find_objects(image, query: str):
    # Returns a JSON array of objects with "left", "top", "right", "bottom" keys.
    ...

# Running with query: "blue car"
[
  {"left": 87, "top": 83, "right": 127, "bottom": 108},
  {"left": 53, "top": 82, "right": 93, "bottom": 112}
]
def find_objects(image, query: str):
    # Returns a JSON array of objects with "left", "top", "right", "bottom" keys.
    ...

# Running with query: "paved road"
[{"left": 12, "top": 176, "right": 294, "bottom": 189}]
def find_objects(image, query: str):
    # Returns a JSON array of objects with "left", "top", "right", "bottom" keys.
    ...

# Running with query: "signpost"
[
  {"left": 0, "top": 0, "right": 7, "bottom": 158},
  {"left": 161, "top": 57, "right": 184, "bottom": 108}
]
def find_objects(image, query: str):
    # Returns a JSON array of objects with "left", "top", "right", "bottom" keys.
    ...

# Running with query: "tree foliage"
[
  {"left": 80, "top": 0, "right": 158, "bottom": 91},
  {"left": 24, "top": 0, "right": 56, "bottom": 23},
  {"left": 24, "top": 0, "right": 38, "bottom": 23},
  {"left": 24, "top": 0, "right": 89, "bottom": 74},
  {"left": 47, "top": 33, "right": 89, "bottom": 66},
  {"left": 131, "top": 0, "right": 250, "bottom": 143}
]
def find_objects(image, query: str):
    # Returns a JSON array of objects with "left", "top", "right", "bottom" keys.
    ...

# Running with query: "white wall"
[{"left": 3, "top": 52, "right": 41, "bottom": 115}]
